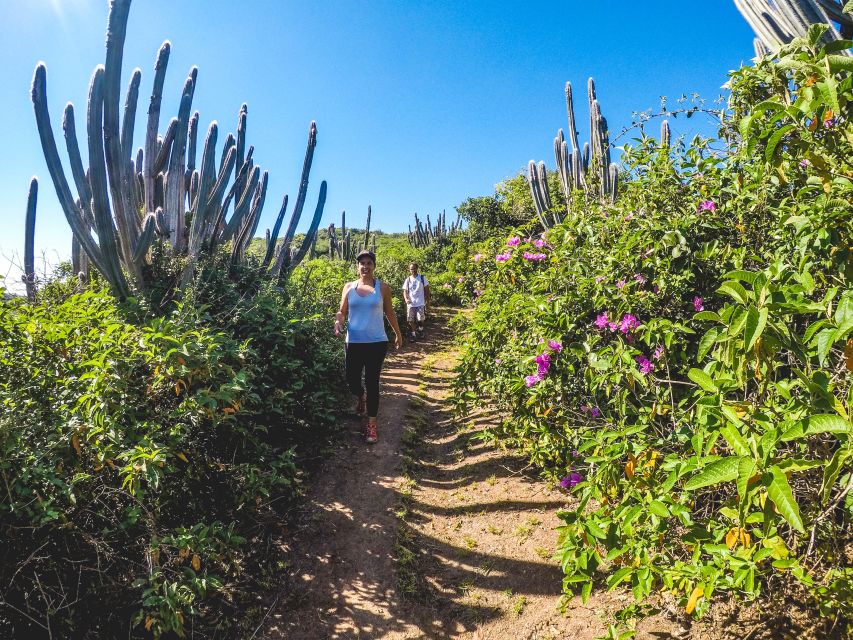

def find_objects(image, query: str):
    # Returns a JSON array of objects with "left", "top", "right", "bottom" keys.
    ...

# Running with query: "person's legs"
[
  {"left": 416, "top": 306, "right": 426, "bottom": 335},
  {"left": 406, "top": 306, "right": 418, "bottom": 341},
  {"left": 363, "top": 342, "right": 388, "bottom": 442},
  {"left": 345, "top": 343, "right": 367, "bottom": 413}
]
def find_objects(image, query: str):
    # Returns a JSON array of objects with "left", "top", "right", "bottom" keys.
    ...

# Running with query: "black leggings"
[{"left": 345, "top": 341, "right": 388, "bottom": 417}]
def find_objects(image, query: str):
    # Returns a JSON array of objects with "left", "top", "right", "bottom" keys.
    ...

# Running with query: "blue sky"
[{"left": 0, "top": 1, "right": 756, "bottom": 287}]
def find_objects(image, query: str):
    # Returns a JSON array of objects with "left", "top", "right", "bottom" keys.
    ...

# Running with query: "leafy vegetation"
[{"left": 452, "top": 26, "right": 852, "bottom": 634}]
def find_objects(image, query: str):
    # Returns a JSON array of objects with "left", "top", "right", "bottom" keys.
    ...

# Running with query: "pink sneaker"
[{"left": 365, "top": 421, "right": 377, "bottom": 444}]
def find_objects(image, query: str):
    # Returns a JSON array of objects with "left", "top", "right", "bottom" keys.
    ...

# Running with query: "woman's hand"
[
  {"left": 394, "top": 333, "right": 403, "bottom": 350},
  {"left": 334, "top": 319, "right": 342, "bottom": 336}
]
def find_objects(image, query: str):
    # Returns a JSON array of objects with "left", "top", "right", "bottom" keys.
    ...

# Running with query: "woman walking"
[{"left": 334, "top": 250, "right": 403, "bottom": 443}]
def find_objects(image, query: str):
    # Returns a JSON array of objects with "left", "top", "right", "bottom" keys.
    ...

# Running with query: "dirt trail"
[{"left": 258, "top": 309, "right": 684, "bottom": 640}]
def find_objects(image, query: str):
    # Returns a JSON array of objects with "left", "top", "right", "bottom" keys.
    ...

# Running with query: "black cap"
[{"left": 355, "top": 250, "right": 376, "bottom": 263}]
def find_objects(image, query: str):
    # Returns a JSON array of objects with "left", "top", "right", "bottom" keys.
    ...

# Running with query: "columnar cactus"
[
  {"left": 407, "top": 209, "right": 462, "bottom": 247},
  {"left": 24, "top": 178, "right": 38, "bottom": 302},
  {"left": 526, "top": 78, "right": 621, "bottom": 229},
  {"left": 734, "top": 0, "right": 852, "bottom": 51},
  {"left": 27, "top": 0, "right": 326, "bottom": 300}
]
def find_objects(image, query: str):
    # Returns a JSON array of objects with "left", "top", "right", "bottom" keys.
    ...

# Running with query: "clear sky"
[{"left": 0, "top": 0, "right": 756, "bottom": 289}]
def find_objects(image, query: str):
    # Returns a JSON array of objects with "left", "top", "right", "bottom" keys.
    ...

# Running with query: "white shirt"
[{"left": 403, "top": 274, "right": 428, "bottom": 307}]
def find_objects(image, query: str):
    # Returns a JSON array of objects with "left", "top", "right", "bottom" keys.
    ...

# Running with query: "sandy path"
[{"left": 258, "top": 309, "right": 687, "bottom": 640}]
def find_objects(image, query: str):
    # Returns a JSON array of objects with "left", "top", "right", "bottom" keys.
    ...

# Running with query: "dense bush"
[
  {"left": 454, "top": 27, "right": 852, "bottom": 632},
  {"left": 0, "top": 254, "right": 343, "bottom": 638}
]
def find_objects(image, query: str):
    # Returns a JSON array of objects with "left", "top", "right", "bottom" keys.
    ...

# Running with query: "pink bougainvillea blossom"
[
  {"left": 634, "top": 274, "right": 647, "bottom": 286},
  {"left": 693, "top": 296, "right": 704, "bottom": 312},
  {"left": 623, "top": 211, "right": 634, "bottom": 222},
  {"left": 595, "top": 276, "right": 606, "bottom": 284},
  {"left": 474, "top": 289, "right": 483, "bottom": 297},
  {"left": 506, "top": 236, "right": 521, "bottom": 246},
  {"left": 533, "top": 239, "right": 548, "bottom": 249},
  {"left": 616, "top": 279, "right": 626, "bottom": 290},
  {"left": 458, "top": 276, "right": 465, "bottom": 283},
  {"left": 548, "top": 340, "right": 562, "bottom": 352},
  {"left": 698, "top": 200, "right": 717, "bottom": 213},
  {"left": 525, "top": 374, "right": 542, "bottom": 387},
  {"left": 442, "top": 283, "right": 452, "bottom": 289},
  {"left": 594, "top": 312, "right": 609, "bottom": 330},
  {"left": 473, "top": 253, "right": 482, "bottom": 262},
  {"left": 608, "top": 321, "right": 619, "bottom": 332},
  {"left": 495, "top": 252, "right": 512, "bottom": 262},
  {"left": 523, "top": 252, "right": 547, "bottom": 261},
  {"left": 620, "top": 314, "right": 640, "bottom": 334},
  {"left": 799, "top": 159, "right": 810, "bottom": 168},
  {"left": 559, "top": 468, "right": 584, "bottom": 489},
  {"left": 653, "top": 345, "right": 665, "bottom": 361},
  {"left": 635, "top": 354, "right": 654, "bottom": 375},
  {"left": 495, "top": 358, "right": 502, "bottom": 365}
]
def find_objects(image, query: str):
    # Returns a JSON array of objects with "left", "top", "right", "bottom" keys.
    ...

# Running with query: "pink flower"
[
  {"left": 693, "top": 296, "right": 704, "bottom": 312},
  {"left": 458, "top": 276, "right": 465, "bottom": 283},
  {"left": 495, "top": 358, "right": 502, "bottom": 365},
  {"left": 474, "top": 289, "right": 483, "bottom": 297},
  {"left": 653, "top": 345, "right": 665, "bottom": 361},
  {"left": 634, "top": 274, "right": 647, "bottom": 286},
  {"left": 525, "top": 374, "right": 542, "bottom": 387},
  {"left": 595, "top": 276, "right": 606, "bottom": 284},
  {"left": 607, "top": 321, "right": 619, "bottom": 332},
  {"left": 442, "top": 283, "right": 452, "bottom": 289},
  {"left": 799, "top": 159, "right": 810, "bottom": 168},
  {"left": 698, "top": 200, "right": 716, "bottom": 213},
  {"left": 495, "top": 252, "right": 512, "bottom": 262},
  {"left": 635, "top": 354, "right": 654, "bottom": 375},
  {"left": 506, "top": 236, "right": 521, "bottom": 246},
  {"left": 473, "top": 253, "right": 482, "bottom": 262},
  {"left": 616, "top": 279, "right": 626, "bottom": 290},
  {"left": 548, "top": 340, "right": 562, "bottom": 352},
  {"left": 619, "top": 314, "right": 640, "bottom": 334},
  {"left": 534, "top": 239, "right": 547, "bottom": 249},
  {"left": 559, "top": 468, "right": 584, "bottom": 489},
  {"left": 623, "top": 211, "right": 634, "bottom": 222},
  {"left": 594, "top": 313, "right": 609, "bottom": 330},
  {"left": 582, "top": 404, "right": 601, "bottom": 418},
  {"left": 523, "top": 252, "right": 547, "bottom": 261}
]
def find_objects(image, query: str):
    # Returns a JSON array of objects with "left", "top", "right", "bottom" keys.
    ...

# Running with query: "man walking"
[{"left": 402, "top": 262, "right": 430, "bottom": 342}]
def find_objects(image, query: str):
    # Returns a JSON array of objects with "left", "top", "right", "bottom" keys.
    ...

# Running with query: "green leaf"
[
  {"left": 720, "top": 423, "right": 750, "bottom": 457},
  {"left": 688, "top": 368, "right": 719, "bottom": 393},
  {"left": 744, "top": 306, "right": 768, "bottom": 351},
  {"left": 697, "top": 328, "right": 721, "bottom": 361},
  {"left": 766, "top": 466, "right": 805, "bottom": 533},
  {"left": 737, "top": 458, "right": 757, "bottom": 508},
  {"left": 718, "top": 281, "right": 749, "bottom": 305},
  {"left": 693, "top": 311, "right": 721, "bottom": 322},
  {"left": 815, "top": 328, "right": 837, "bottom": 365},
  {"left": 764, "top": 124, "right": 795, "bottom": 164},
  {"left": 606, "top": 567, "right": 633, "bottom": 589},
  {"left": 828, "top": 54, "right": 853, "bottom": 74},
  {"left": 723, "top": 270, "right": 758, "bottom": 285},
  {"left": 684, "top": 456, "right": 740, "bottom": 491},
  {"left": 824, "top": 39, "right": 853, "bottom": 54},
  {"left": 821, "top": 447, "right": 849, "bottom": 505},
  {"left": 775, "top": 458, "right": 824, "bottom": 473},
  {"left": 649, "top": 500, "right": 670, "bottom": 517},
  {"left": 806, "top": 414, "right": 852, "bottom": 436}
]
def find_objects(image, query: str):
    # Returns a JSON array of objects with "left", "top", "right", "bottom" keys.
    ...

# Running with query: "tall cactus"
[
  {"left": 526, "top": 78, "right": 621, "bottom": 230},
  {"left": 24, "top": 178, "right": 38, "bottom": 302},
  {"left": 734, "top": 0, "right": 852, "bottom": 50},
  {"left": 407, "top": 209, "right": 462, "bottom": 247},
  {"left": 27, "top": 0, "right": 326, "bottom": 300}
]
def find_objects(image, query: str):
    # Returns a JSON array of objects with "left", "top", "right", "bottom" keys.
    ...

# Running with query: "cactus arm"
[
  {"left": 121, "top": 68, "right": 142, "bottom": 160},
  {"left": 608, "top": 164, "right": 619, "bottom": 201},
  {"left": 132, "top": 211, "right": 158, "bottom": 263},
  {"left": 144, "top": 41, "right": 170, "bottom": 215},
  {"left": 262, "top": 194, "right": 288, "bottom": 269},
  {"left": 87, "top": 66, "right": 131, "bottom": 297},
  {"left": 164, "top": 67, "right": 198, "bottom": 252},
  {"left": 245, "top": 170, "right": 269, "bottom": 246},
  {"left": 187, "top": 121, "right": 218, "bottom": 258},
  {"left": 61, "top": 103, "right": 95, "bottom": 225},
  {"left": 102, "top": 0, "right": 142, "bottom": 282},
  {"left": 153, "top": 117, "right": 178, "bottom": 175},
  {"left": 283, "top": 180, "right": 327, "bottom": 277},
  {"left": 186, "top": 111, "right": 200, "bottom": 185},
  {"left": 24, "top": 177, "right": 38, "bottom": 302},
  {"left": 235, "top": 103, "right": 248, "bottom": 186},
  {"left": 220, "top": 164, "right": 259, "bottom": 243},
  {"left": 363, "top": 205, "right": 371, "bottom": 250},
  {"left": 31, "top": 63, "right": 110, "bottom": 279},
  {"left": 204, "top": 145, "right": 236, "bottom": 247}
]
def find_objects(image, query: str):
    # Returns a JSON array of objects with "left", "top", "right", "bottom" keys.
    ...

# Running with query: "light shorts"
[{"left": 407, "top": 305, "right": 426, "bottom": 323}]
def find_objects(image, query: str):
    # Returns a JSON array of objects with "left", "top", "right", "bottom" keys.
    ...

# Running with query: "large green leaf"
[
  {"left": 688, "top": 368, "right": 719, "bottom": 393},
  {"left": 764, "top": 124, "right": 795, "bottom": 164},
  {"left": 766, "top": 466, "right": 804, "bottom": 533},
  {"left": 806, "top": 414, "right": 852, "bottom": 436},
  {"left": 744, "top": 306, "right": 768, "bottom": 351},
  {"left": 697, "top": 327, "right": 721, "bottom": 361},
  {"left": 816, "top": 328, "right": 837, "bottom": 365},
  {"left": 718, "top": 281, "right": 749, "bottom": 305},
  {"left": 684, "top": 456, "right": 740, "bottom": 491},
  {"left": 720, "top": 423, "right": 750, "bottom": 457},
  {"left": 737, "top": 457, "right": 757, "bottom": 516},
  {"left": 821, "top": 447, "right": 850, "bottom": 505}
]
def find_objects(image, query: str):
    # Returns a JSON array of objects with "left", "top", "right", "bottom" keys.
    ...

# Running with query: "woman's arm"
[
  {"left": 381, "top": 282, "right": 403, "bottom": 349},
  {"left": 334, "top": 283, "right": 351, "bottom": 336}
]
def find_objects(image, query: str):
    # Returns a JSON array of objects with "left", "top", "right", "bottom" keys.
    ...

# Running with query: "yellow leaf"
[
  {"left": 685, "top": 585, "right": 705, "bottom": 614},
  {"left": 174, "top": 383, "right": 181, "bottom": 396},
  {"left": 145, "top": 616, "right": 154, "bottom": 631},
  {"left": 625, "top": 454, "right": 636, "bottom": 479},
  {"left": 179, "top": 547, "right": 189, "bottom": 560},
  {"left": 71, "top": 433, "right": 81, "bottom": 457},
  {"left": 176, "top": 452, "right": 189, "bottom": 463},
  {"left": 726, "top": 527, "right": 739, "bottom": 550},
  {"left": 191, "top": 554, "right": 201, "bottom": 571},
  {"left": 740, "top": 529, "right": 751, "bottom": 549}
]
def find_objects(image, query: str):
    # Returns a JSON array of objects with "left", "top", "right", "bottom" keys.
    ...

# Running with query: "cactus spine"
[{"left": 27, "top": 0, "right": 326, "bottom": 299}]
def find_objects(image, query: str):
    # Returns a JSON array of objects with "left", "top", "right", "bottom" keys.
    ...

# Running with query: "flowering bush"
[{"left": 454, "top": 29, "right": 852, "bottom": 631}]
